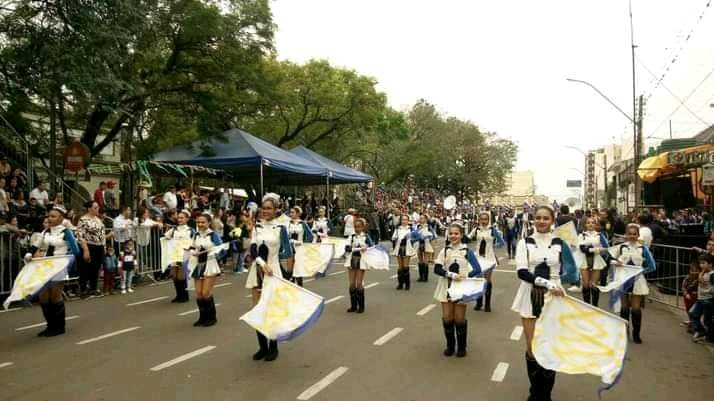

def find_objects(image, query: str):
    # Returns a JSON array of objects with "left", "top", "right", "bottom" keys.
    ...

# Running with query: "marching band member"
[
  {"left": 164, "top": 210, "right": 195, "bottom": 303},
  {"left": 247, "top": 194, "right": 293, "bottom": 362},
  {"left": 505, "top": 212, "right": 518, "bottom": 259},
  {"left": 392, "top": 215, "right": 417, "bottom": 290},
  {"left": 608, "top": 223, "right": 656, "bottom": 344},
  {"left": 311, "top": 206, "right": 330, "bottom": 243},
  {"left": 287, "top": 206, "right": 314, "bottom": 287},
  {"left": 511, "top": 205, "right": 576, "bottom": 401},
  {"left": 433, "top": 222, "right": 482, "bottom": 357},
  {"left": 189, "top": 213, "right": 224, "bottom": 327},
  {"left": 344, "top": 218, "right": 374, "bottom": 313},
  {"left": 416, "top": 214, "right": 437, "bottom": 283},
  {"left": 575, "top": 217, "right": 609, "bottom": 306},
  {"left": 24, "top": 206, "right": 80, "bottom": 337},
  {"left": 468, "top": 211, "right": 505, "bottom": 312}
]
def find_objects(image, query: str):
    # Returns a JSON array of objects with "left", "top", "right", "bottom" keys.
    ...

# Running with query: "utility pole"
[
  {"left": 630, "top": 0, "right": 639, "bottom": 210},
  {"left": 635, "top": 94, "right": 644, "bottom": 207},
  {"left": 604, "top": 154, "right": 608, "bottom": 208},
  {"left": 49, "top": 100, "right": 57, "bottom": 195}
]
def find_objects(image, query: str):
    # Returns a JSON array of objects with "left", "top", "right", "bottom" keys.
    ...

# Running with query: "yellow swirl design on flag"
[
  {"left": 297, "top": 243, "right": 335, "bottom": 276},
  {"left": 553, "top": 221, "right": 578, "bottom": 247},
  {"left": 533, "top": 295, "right": 627, "bottom": 391},
  {"left": 240, "top": 276, "right": 324, "bottom": 341},
  {"left": 3, "top": 255, "right": 74, "bottom": 309},
  {"left": 160, "top": 238, "right": 193, "bottom": 272}
]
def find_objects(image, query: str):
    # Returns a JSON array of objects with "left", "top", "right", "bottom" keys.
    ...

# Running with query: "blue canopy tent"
[
  {"left": 288, "top": 146, "right": 373, "bottom": 184},
  {"left": 152, "top": 129, "right": 329, "bottom": 198}
]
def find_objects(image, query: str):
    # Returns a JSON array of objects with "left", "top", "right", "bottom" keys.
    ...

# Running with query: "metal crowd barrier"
[
  {"left": 645, "top": 242, "right": 693, "bottom": 310},
  {"left": 0, "top": 230, "right": 26, "bottom": 296}
]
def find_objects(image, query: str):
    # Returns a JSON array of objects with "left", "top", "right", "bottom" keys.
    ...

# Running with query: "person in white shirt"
[
  {"left": 343, "top": 208, "right": 356, "bottom": 238},
  {"left": 29, "top": 182, "right": 50, "bottom": 208},
  {"left": 163, "top": 186, "right": 178, "bottom": 210},
  {"left": 113, "top": 206, "right": 134, "bottom": 248},
  {"left": 638, "top": 214, "right": 653, "bottom": 247}
]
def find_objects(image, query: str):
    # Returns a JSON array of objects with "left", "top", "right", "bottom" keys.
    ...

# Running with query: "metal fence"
[
  {"left": 645, "top": 242, "right": 694, "bottom": 310},
  {"left": 0, "top": 230, "right": 27, "bottom": 295}
]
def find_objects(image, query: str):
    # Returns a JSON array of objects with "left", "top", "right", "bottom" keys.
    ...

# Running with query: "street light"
[{"left": 566, "top": 145, "right": 608, "bottom": 209}]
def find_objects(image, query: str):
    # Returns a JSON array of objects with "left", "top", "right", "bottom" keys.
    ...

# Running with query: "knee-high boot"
[
  {"left": 620, "top": 307, "right": 631, "bottom": 338},
  {"left": 37, "top": 303, "right": 51, "bottom": 337},
  {"left": 474, "top": 295, "right": 483, "bottom": 311},
  {"left": 295, "top": 277, "right": 303, "bottom": 287},
  {"left": 631, "top": 309, "right": 643, "bottom": 344},
  {"left": 356, "top": 288, "right": 365, "bottom": 313},
  {"left": 193, "top": 298, "right": 205, "bottom": 327},
  {"left": 396, "top": 269, "right": 405, "bottom": 290},
  {"left": 591, "top": 287, "right": 600, "bottom": 307},
  {"left": 541, "top": 367, "right": 557, "bottom": 401},
  {"left": 347, "top": 287, "right": 357, "bottom": 313},
  {"left": 253, "top": 331, "right": 268, "bottom": 360},
  {"left": 416, "top": 263, "right": 424, "bottom": 282},
  {"left": 442, "top": 320, "right": 455, "bottom": 356},
  {"left": 45, "top": 301, "right": 65, "bottom": 337},
  {"left": 171, "top": 280, "right": 181, "bottom": 303},
  {"left": 484, "top": 282, "right": 493, "bottom": 312},
  {"left": 265, "top": 340, "right": 279, "bottom": 362},
  {"left": 404, "top": 269, "right": 411, "bottom": 290},
  {"left": 526, "top": 352, "right": 540, "bottom": 401},
  {"left": 203, "top": 296, "right": 217, "bottom": 327},
  {"left": 582, "top": 286, "right": 591, "bottom": 304},
  {"left": 455, "top": 320, "right": 468, "bottom": 357},
  {"left": 423, "top": 263, "right": 429, "bottom": 282},
  {"left": 178, "top": 279, "right": 189, "bottom": 302}
]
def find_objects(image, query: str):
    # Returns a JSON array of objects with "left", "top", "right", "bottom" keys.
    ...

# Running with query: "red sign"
[{"left": 63, "top": 142, "right": 90, "bottom": 173}]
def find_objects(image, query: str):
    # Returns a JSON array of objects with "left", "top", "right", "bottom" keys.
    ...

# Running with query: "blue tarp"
[
  {"left": 152, "top": 129, "right": 329, "bottom": 185},
  {"left": 289, "top": 146, "right": 373, "bottom": 183}
]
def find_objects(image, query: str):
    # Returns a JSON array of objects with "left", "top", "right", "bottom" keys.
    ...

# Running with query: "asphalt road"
[{"left": 1, "top": 243, "right": 713, "bottom": 401}]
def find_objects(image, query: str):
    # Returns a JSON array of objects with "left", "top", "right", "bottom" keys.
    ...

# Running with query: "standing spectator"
[
  {"left": 555, "top": 205, "right": 575, "bottom": 227},
  {"left": 27, "top": 197, "right": 45, "bottom": 232},
  {"left": 93, "top": 181, "right": 106, "bottom": 209},
  {"left": 119, "top": 240, "right": 137, "bottom": 294},
  {"left": 11, "top": 192, "right": 29, "bottom": 227},
  {"left": 104, "top": 181, "right": 118, "bottom": 218},
  {"left": 682, "top": 261, "right": 701, "bottom": 333},
  {"left": 76, "top": 201, "right": 106, "bottom": 298},
  {"left": 367, "top": 208, "right": 381, "bottom": 245},
  {"left": 638, "top": 214, "right": 654, "bottom": 247},
  {"left": 113, "top": 206, "right": 134, "bottom": 251},
  {"left": 0, "top": 177, "right": 9, "bottom": 217},
  {"left": 11, "top": 168, "right": 27, "bottom": 190},
  {"left": 163, "top": 185, "right": 178, "bottom": 211},
  {"left": 103, "top": 246, "right": 118, "bottom": 295},
  {"left": 690, "top": 254, "right": 714, "bottom": 344},
  {"left": 176, "top": 187, "right": 186, "bottom": 211},
  {"left": 6, "top": 176, "right": 22, "bottom": 200},
  {"left": 0, "top": 156, "right": 11, "bottom": 177},
  {"left": 343, "top": 208, "right": 355, "bottom": 238},
  {"left": 219, "top": 188, "right": 230, "bottom": 210},
  {"left": 29, "top": 181, "right": 50, "bottom": 209}
]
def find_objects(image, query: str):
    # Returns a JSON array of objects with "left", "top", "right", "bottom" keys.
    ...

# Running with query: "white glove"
[
  {"left": 24, "top": 253, "right": 33, "bottom": 263},
  {"left": 447, "top": 272, "right": 460, "bottom": 280},
  {"left": 534, "top": 277, "right": 557, "bottom": 290},
  {"left": 293, "top": 240, "right": 302, "bottom": 246},
  {"left": 255, "top": 257, "right": 266, "bottom": 268},
  {"left": 189, "top": 249, "right": 197, "bottom": 257}
]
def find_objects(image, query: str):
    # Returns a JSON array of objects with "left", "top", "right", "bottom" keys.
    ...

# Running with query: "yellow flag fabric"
[
  {"left": 240, "top": 276, "right": 324, "bottom": 341},
  {"left": 3, "top": 255, "right": 74, "bottom": 309},
  {"left": 553, "top": 221, "right": 578, "bottom": 247},
  {"left": 322, "top": 237, "right": 349, "bottom": 259},
  {"left": 533, "top": 295, "right": 627, "bottom": 391},
  {"left": 160, "top": 238, "right": 193, "bottom": 272},
  {"left": 295, "top": 243, "right": 335, "bottom": 277}
]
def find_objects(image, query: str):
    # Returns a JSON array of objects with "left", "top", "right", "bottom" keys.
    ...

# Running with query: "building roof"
[{"left": 694, "top": 125, "right": 714, "bottom": 144}]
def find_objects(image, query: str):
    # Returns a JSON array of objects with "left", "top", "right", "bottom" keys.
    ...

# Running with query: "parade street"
[{"left": 1, "top": 245, "right": 712, "bottom": 401}]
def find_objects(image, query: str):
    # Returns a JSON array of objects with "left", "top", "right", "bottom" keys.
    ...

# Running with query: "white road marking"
[
  {"left": 126, "top": 296, "right": 169, "bottom": 306},
  {"left": 373, "top": 327, "right": 403, "bottom": 346},
  {"left": 491, "top": 362, "right": 509, "bottom": 382},
  {"left": 0, "top": 362, "right": 14, "bottom": 369},
  {"left": 494, "top": 269, "right": 516, "bottom": 274},
  {"left": 0, "top": 307, "right": 22, "bottom": 313},
  {"left": 244, "top": 294, "right": 253, "bottom": 298},
  {"left": 303, "top": 278, "right": 315, "bottom": 283},
  {"left": 177, "top": 304, "right": 221, "bottom": 316},
  {"left": 149, "top": 346, "right": 216, "bottom": 371},
  {"left": 297, "top": 366, "right": 349, "bottom": 400},
  {"left": 214, "top": 282, "right": 232, "bottom": 288},
  {"left": 364, "top": 282, "right": 379, "bottom": 289},
  {"left": 328, "top": 271, "right": 345, "bottom": 276},
  {"left": 76, "top": 326, "right": 141, "bottom": 345},
  {"left": 16, "top": 316, "right": 80, "bottom": 331},
  {"left": 390, "top": 274, "right": 397, "bottom": 279},
  {"left": 510, "top": 326, "right": 524, "bottom": 341},
  {"left": 150, "top": 280, "right": 173, "bottom": 286},
  {"left": 325, "top": 296, "right": 344, "bottom": 304},
  {"left": 416, "top": 304, "right": 436, "bottom": 316}
]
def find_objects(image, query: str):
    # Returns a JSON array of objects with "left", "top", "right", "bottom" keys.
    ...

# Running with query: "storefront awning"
[{"left": 638, "top": 144, "right": 714, "bottom": 183}]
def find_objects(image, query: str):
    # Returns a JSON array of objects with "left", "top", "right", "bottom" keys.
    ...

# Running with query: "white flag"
[{"left": 4, "top": 255, "right": 74, "bottom": 309}]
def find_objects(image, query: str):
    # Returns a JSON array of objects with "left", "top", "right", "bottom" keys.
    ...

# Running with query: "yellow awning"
[{"left": 638, "top": 152, "right": 672, "bottom": 183}]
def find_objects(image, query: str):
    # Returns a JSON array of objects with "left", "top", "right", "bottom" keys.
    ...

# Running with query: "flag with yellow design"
[
  {"left": 553, "top": 221, "right": 578, "bottom": 247},
  {"left": 240, "top": 276, "right": 324, "bottom": 341},
  {"left": 294, "top": 243, "right": 335, "bottom": 277},
  {"left": 533, "top": 295, "right": 628, "bottom": 395},
  {"left": 3, "top": 255, "right": 75, "bottom": 309},
  {"left": 160, "top": 238, "right": 193, "bottom": 272},
  {"left": 322, "top": 237, "right": 349, "bottom": 259}
]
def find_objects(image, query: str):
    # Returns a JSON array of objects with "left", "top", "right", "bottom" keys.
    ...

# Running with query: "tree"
[{"left": 0, "top": 0, "right": 275, "bottom": 163}]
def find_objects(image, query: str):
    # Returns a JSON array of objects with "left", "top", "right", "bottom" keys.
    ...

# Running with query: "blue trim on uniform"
[
  {"left": 64, "top": 229, "right": 81, "bottom": 256},
  {"left": 301, "top": 221, "right": 314, "bottom": 243},
  {"left": 643, "top": 246, "right": 656, "bottom": 274},
  {"left": 491, "top": 226, "right": 506, "bottom": 248},
  {"left": 365, "top": 234, "right": 375, "bottom": 248},
  {"left": 559, "top": 240, "right": 579, "bottom": 284},
  {"left": 466, "top": 248, "right": 483, "bottom": 277},
  {"left": 278, "top": 225, "right": 293, "bottom": 259}
]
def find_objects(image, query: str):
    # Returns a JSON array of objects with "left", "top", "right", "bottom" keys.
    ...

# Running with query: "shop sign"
[
  {"left": 668, "top": 149, "right": 714, "bottom": 167},
  {"left": 702, "top": 163, "right": 714, "bottom": 187}
]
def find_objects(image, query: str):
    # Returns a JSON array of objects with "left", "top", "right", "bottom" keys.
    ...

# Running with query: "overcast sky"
[{"left": 271, "top": 0, "right": 714, "bottom": 201}]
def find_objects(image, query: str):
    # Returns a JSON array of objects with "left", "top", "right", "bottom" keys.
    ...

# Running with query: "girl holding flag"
[
  {"left": 468, "top": 211, "right": 505, "bottom": 312},
  {"left": 246, "top": 194, "right": 293, "bottom": 362},
  {"left": 392, "top": 215, "right": 418, "bottom": 290},
  {"left": 164, "top": 210, "right": 195, "bottom": 303},
  {"left": 433, "top": 222, "right": 482, "bottom": 357},
  {"left": 311, "top": 206, "right": 330, "bottom": 243},
  {"left": 286, "top": 206, "right": 314, "bottom": 287},
  {"left": 189, "top": 213, "right": 224, "bottom": 327},
  {"left": 574, "top": 217, "right": 609, "bottom": 307},
  {"left": 416, "top": 214, "right": 437, "bottom": 283},
  {"left": 344, "top": 218, "right": 374, "bottom": 314},
  {"left": 24, "top": 206, "right": 80, "bottom": 337},
  {"left": 511, "top": 205, "right": 577, "bottom": 401},
  {"left": 607, "top": 223, "right": 656, "bottom": 344}
]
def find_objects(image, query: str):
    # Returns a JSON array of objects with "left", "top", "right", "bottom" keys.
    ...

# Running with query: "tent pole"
[
  {"left": 259, "top": 159, "right": 264, "bottom": 201},
  {"left": 326, "top": 175, "right": 331, "bottom": 219}
]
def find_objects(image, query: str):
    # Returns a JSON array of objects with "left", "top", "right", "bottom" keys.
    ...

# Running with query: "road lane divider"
[
  {"left": 76, "top": 326, "right": 141, "bottom": 345},
  {"left": 373, "top": 327, "right": 403, "bottom": 346},
  {"left": 416, "top": 304, "right": 436, "bottom": 316},
  {"left": 16, "top": 316, "right": 80, "bottom": 331},
  {"left": 491, "top": 362, "right": 509, "bottom": 382},
  {"left": 177, "top": 304, "right": 222, "bottom": 316},
  {"left": 126, "top": 296, "right": 169, "bottom": 306},
  {"left": 364, "top": 282, "right": 379, "bottom": 290},
  {"left": 150, "top": 346, "right": 216, "bottom": 371},
  {"left": 325, "top": 296, "right": 344, "bottom": 305},
  {"left": 296, "top": 366, "right": 349, "bottom": 400},
  {"left": 510, "top": 326, "right": 523, "bottom": 341}
]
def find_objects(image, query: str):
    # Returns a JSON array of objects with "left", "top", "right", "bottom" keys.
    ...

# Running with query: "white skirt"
[
  {"left": 576, "top": 254, "right": 607, "bottom": 271},
  {"left": 192, "top": 260, "right": 221, "bottom": 279},
  {"left": 245, "top": 261, "right": 283, "bottom": 289},
  {"left": 511, "top": 279, "right": 562, "bottom": 319},
  {"left": 629, "top": 274, "right": 649, "bottom": 296},
  {"left": 433, "top": 276, "right": 468, "bottom": 303}
]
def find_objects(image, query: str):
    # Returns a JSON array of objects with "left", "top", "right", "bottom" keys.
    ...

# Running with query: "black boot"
[
  {"left": 582, "top": 286, "right": 591, "bottom": 305},
  {"left": 356, "top": 288, "right": 365, "bottom": 314},
  {"left": 620, "top": 307, "right": 631, "bottom": 339},
  {"left": 455, "top": 320, "right": 468, "bottom": 357},
  {"left": 202, "top": 297, "right": 217, "bottom": 327},
  {"left": 404, "top": 269, "right": 411, "bottom": 290},
  {"left": 631, "top": 309, "right": 643, "bottom": 344},
  {"left": 253, "top": 331, "right": 268, "bottom": 360},
  {"left": 171, "top": 280, "right": 181, "bottom": 303},
  {"left": 526, "top": 352, "right": 540, "bottom": 401},
  {"left": 295, "top": 277, "right": 303, "bottom": 287},
  {"left": 347, "top": 287, "right": 357, "bottom": 313},
  {"left": 45, "top": 301, "right": 65, "bottom": 337},
  {"left": 419, "top": 263, "right": 427, "bottom": 282},
  {"left": 484, "top": 282, "right": 492, "bottom": 312},
  {"left": 474, "top": 297, "right": 483, "bottom": 311},
  {"left": 193, "top": 299, "right": 205, "bottom": 327},
  {"left": 541, "top": 368, "right": 557, "bottom": 401},
  {"left": 442, "top": 320, "right": 455, "bottom": 356},
  {"left": 423, "top": 263, "right": 429, "bottom": 282},
  {"left": 283, "top": 269, "right": 293, "bottom": 282},
  {"left": 396, "top": 270, "right": 405, "bottom": 290},
  {"left": 37, "top": 303, "right": 51, "bottom": 337},
  {"left": 264, "top": 340, "right": 279, "bottom": 362},
  {"left": 177, "top": 280, "right": 189, "bottom": 303},
  {"left": 591, "top": 287, "right": 600, "bottom": 307}
]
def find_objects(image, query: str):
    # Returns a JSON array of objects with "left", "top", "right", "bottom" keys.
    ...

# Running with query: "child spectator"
[
  {"left": 120, "top": 240, "right": 137, "bottom": 294},
  {"left": 690, "top": 253, "right": 714, "bottom": 344},
  {"left": 103, "top": 247, "right": 118, "bottom": 295},
  {"left": 681, "top": 261, "right": 700, "bottom": 333}
]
